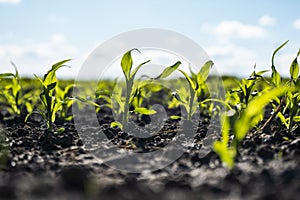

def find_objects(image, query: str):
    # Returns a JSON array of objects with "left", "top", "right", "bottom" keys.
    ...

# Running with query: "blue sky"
[{"left": 0, "top": 0, "right": 300, "bottom": 78}]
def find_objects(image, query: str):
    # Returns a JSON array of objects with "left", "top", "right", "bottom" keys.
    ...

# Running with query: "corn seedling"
[
  {"left": 259, "top": 41, "right": 300, "bottom": 133},
  {"left": 0, "top": 62, "right": 22, "bottom": 116},
  {"left": 214, "top": 87, "right": 291, "bottom": 169},
  {"left": 226, "top": 66, "right": 268, "bottom": 114},
  {"left": 274, "top": 47, "right": 300, "bottom": 133},
  {"left": 171, "top": 60, "right": 213, "bottom": 120},
  {"left": 111, "top": 49, "right": 181, "bottom": 130},
  {"left": 26, "top": 59, "right": 71, "bottom": 132}
]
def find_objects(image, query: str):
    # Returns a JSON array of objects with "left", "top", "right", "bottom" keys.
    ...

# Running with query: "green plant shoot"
[
  {"left": 111, "top": 49, "right": 181, "bottom": 130},
  {"left": 26, "top": 59, "right": 71, "bottom": 131},
  {"left": 172, "top": 60, "right": 213, "bottom": 120}
]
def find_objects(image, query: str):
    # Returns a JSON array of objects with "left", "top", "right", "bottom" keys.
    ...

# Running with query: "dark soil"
[{"left": 0, "top": 105, "right": 299, "bottom": 200}]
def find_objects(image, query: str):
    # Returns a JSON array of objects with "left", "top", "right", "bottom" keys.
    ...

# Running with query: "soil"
[{"left": 0, "top": 105, "right": 299, "bottom": 200}]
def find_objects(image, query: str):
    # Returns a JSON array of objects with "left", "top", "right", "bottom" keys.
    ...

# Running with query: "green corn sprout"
[
  {"left": 227, "top": 67, "right": 268, "bottom": 114},
  {"left": 0, "top": 62, "right": 22, "bottom": 116},
  {"left": 171, "top": 60, "right": 213, "bottom": 120},
  {"left": 111, "top": 49, "right": 181, "bottom": 130},
  {"left": 275, "top": 48, "right": 300, "bottom": 133},
  {"left": 26, "top": 59, "right": 71, "bottom": 132},
  {"left": 214, "top": 87, "right": 291, "bottom": 169}
]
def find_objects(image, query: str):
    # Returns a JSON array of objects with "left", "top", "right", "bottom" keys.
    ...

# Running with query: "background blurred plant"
[{"left": 171, "top": 60, "right": 213, "bottom": 120}]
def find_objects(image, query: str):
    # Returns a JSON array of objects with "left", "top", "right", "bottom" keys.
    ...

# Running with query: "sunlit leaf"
[
  {"left": 130, "top": 59, "right": 151, "bottom": 80},
  {"left": 155, "top": 61, "right": 181, "bottom": 79},
  {"left": 121, "top": 49, "right": 139, "bottom": 80},
  {"left": 178, "top": 69, "right": 196, "bottom": 90},
  {"left": 198, "top": 60, "right": 213, "bottom": 82},
  {"left": 43, "top": 59, "right": 71, "bottom": 87},
  {"left": 134, "top": 107, "right": 157, "bottom": 115},
  {"left": 235, "top": 87, "right": 291, "bottom": 141},
  {"left": 74, "top": 96, "right": 101, "bottom": 108},
  {"left": 111, "top": 121, "right": 123, "bottom": 129},
  {"left": 170, "top": 115, "right": 181, "bottom": 120},
  {"left": 271, "top": 66, "right": 281, "bottom": 87},
  {"left": 290, "top": 49, "right": 300, "bottom": 81}
]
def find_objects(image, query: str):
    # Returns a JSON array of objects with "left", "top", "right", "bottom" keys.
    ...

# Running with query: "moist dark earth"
[{"left": 0, "top": 105, "right": 299, "bottom": 200}]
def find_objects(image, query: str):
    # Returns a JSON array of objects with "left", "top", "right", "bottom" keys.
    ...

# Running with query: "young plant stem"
[
  {"left": 288, "top": 109, "right": 293, "bottom": 134},
  {"left": 122, "top": 80, "right": 132, "bottom": 129},
  {"left": 47, "top": 106, "right": 53, "bottom": 130}
]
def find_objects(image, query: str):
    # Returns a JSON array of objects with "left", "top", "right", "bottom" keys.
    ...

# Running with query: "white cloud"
[
  {"left": 259, "top": 15, "right": 277, "bottom": 26},
  {"left": 293, "top": 19, "right": 300, "bottom": 29},
  {"left": 206, "top": 43, "right": 258, "bottom": 76},
  {"left": 215, "top": 21, "right": 267, "bottom": 39},
  {"left": 0, "top": 0, "right": 21, "bottom": 4},
  {"left": 0, "top": 33, "right": 79, "bottom": 78},
  {"left": 0, "top": 33, "right": 77, "bottom": 59},
  {"left": 202, "top": 20, "right": 267, "bottom": 43},
  {"left": 205, "top": 42, "right": 300, "bottom": 77}
]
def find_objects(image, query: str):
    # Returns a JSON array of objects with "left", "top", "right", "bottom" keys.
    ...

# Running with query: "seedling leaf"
[
  {"left": 121, "top": 49, "right": 139, "bottom": 80},
  {"left": 198, "top": 60, "right": 213, "bottom": 82},
  {"left": 134, "top": 107, "right": 157, "bottom": 115},
  {"left": 290, "top": 49, "right": 300, "bottom": 81},
  {"left": 155, "top": 61, "right": 181, "bottom": 79}
]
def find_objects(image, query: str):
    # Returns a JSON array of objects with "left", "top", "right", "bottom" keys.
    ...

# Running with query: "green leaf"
[
  {"left": 293, "top": 116, "right": 300, "bottom": 122},
  {"left": 130, "top": 59, "right": 151, "bottom": 80},
  {"left": 189, "top": 65, "right": 197, "bottom": 80},
  {"left": 0, "top": 73, "right": 15, "bottom": 80},
  {"left": 134, "top": 107, "right": 157, "bottom": 115},
  {"left": 47, "top": 82, "right": 57, "bottom": 91},
  {"left": 52, "top": 101, "right": 63, "bottom": 123},
  {"left": 170, "top": 115, "right": 181, "bottom": 120},
  {"left": 178, "top": 69, "right": 196, "bottom": 90},
  {"left": 200, "top": 98, "right": 233, "bottom": 110},
  {"left": 55, "top": 127, "right": 65, "bottom": 134},
  {"left": 121, "top": 49, "right": 139, "bottom": 80},
  {"left": 213, "top": 141, "right": 236, "bottom": 169},
  {"left": 10, "top": 61, "right": 19, "bottom": 79},
  {"left": 213, "top": 115, "right": 237, "bottom": 169},
  {"left": 235, "top": 87, "right": 291, "bottom": 141},
  {"left": 290, "top": 49, "right": 300, "bottom": 80},
  {"left": 155, "top": 61, "right": 181, "bottom": 79},
  {"left": 198, "top": 60, "right": 213, "bottom": 82},
  {"left": 277, "top": 112, "right": 289, "bottom": 129},
  {"left": 25, "top": 102, "right": 33, "bottom": 113},
  {"left": 112, "top": 93, "right": 125, "bottom": 112},
  {"left": 271, "top": 66, "right": 281, "bottom": 87},
  {"left": 256, "top": 70, "right": 269, "bottom": 76},
  {"left": 74, "top": 96, "right": 101, "bottom": 108},
  {"left": 111, "top": 121, "right": 123, "bottom": 129},
  {"left": 43, "top": 59, "right": 71, "bottom": 87},
  {"left": 34, "top": 74, "right": 45, "bottom": 86}
]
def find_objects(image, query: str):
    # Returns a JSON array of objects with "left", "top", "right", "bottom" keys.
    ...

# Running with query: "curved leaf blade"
[
  {"left": 155, "top": 61, "right": 181, "bottom": 79},
  {"left": 198, "top": 60, "right": 213, "bottom": 82},
  {"left": 121, "top": 49, "right": 139, "bottom": 80},
  {"left": 134, "top": 107, "right": 157, "bottom": 115}
]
